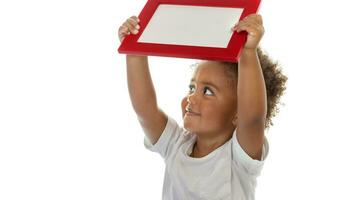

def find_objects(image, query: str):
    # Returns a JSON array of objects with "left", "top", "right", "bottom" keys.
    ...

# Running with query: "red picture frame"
[{"left": 118, "top": 0, "right": 261, "bottom": 62}]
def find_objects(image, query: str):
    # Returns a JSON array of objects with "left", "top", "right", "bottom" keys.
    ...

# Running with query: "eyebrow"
[{"left": 190, "top": 79, "right": 220, "bottom": 92}]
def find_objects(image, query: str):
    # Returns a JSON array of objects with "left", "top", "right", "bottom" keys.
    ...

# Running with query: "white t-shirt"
[{"left": 144, "top": 116, "right": 269, "bottom": 200}]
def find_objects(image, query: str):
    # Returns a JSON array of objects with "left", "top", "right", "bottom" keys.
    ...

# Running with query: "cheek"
[
  {"left": 205, "top": 102, "right": 234, "bottom": 122},
  {"left": 181, "top": 97, "right": 188, "bottom": 117}
]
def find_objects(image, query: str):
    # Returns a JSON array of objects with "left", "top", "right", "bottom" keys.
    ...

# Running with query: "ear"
[{"left": 232, "top": 113, "right": 238, "bottom": 126}]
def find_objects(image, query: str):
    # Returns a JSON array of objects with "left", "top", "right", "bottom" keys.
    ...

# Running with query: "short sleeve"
[
  {"left": 143, "top": 116, "right": 184, "bottom": 160},
  {"left": 232, "top": 133, "right": 269, "bottom": 176}
]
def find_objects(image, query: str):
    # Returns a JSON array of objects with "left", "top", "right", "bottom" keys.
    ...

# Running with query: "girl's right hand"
[{"left": 118, "top": 16, "right": 141, "bottom": 43}]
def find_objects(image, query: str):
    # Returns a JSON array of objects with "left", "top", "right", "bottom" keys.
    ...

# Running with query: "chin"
[{"left": 183, "top": 118, "right": 194, "bottom": 132}]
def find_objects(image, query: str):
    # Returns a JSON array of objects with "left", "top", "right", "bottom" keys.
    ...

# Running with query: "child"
[{"left": 118, "top": 14, "right": 287, "bottom": 200}]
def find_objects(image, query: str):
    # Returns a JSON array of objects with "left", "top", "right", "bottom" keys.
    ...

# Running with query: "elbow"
[
  {"left": 238, "top": 115, "right": 266, "bottom": 129},
  {"left": 238, "top": 105, "right": 267, "bottom": 126}
]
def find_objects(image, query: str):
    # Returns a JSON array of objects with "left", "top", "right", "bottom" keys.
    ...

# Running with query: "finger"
[
  {"left": 118, "top": 25, "right": 129, "bottom": 34},
  {"left": 253, "top": 14, "right": 263, "bottom": 24},
  {"left": 243, "top": 26, "right": 262, "bottom": 37},
  {"left": 127, "top": 18, "right": 140, "bottom": 34},
  {"left": 128, "top": 17, "right": 140, "bottom": 28},
  {"left": 124, "top": 20, "right": 139, "bottom": 34},
  {"left": 119, "top": 32, "right": 125, "bottom": 43},
  {"left": 130, "top": 15, "right": 140, "bottom": 23},
  {"left": 232, "top": 17, "right": 248, "bottom": 29},
  {"left": 119, "top": 33, "right": 128, "bottom": 42},
  {"left": 244, "top": 14, "right": 263, "bottom": 26},
  {"left": 243, "top": 21, "right": 264, "bottom": 34},
  {"left": 118, "top": 25, "right": 129, "bottom": 42},
  {"left": 128, "top": 16, "right": 141, "bottom": 31},
  {"left": 237, "top": 27, "right": 255, "bottom": 36},
  {"left": 118, "top": 16, "right": 140, "bottom": 42},
  {"left": 244, "top": 14, "right": 260, "bottom": 20},
  {"left": 247, "top": 27, "right": 260, "bottom": 36},
  {"left": 235, "top": 19, "right": 261, "bottom": 30},
  {"left": 232, "top": 14, "right": 255, "bottom": 27},
  {"left": 231, "top": 21, "right": 241, "bottom": 30},
  {"left": 235, "top": 23, "right": 259, "bottom": 35},
  {"left": 238, "top": 24, "right": 261, "bottom": 34},
  {"left": 234, "top": 20, "right": 251, "bottom": 32},
  {"left": 232, "top": 19, "right": 246, "bottom": 28},
  {"left": 253, "top": 14, "right": 262, "bottom": 25}
]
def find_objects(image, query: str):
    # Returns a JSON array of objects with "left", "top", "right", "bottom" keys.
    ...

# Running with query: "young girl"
[{"left": 118, "top": 14, "right": 287, "bottom": 200}]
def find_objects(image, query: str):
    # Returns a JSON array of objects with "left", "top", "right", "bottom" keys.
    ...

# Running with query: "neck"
[{"left": 190, "top": 129, "right": 234, "bottom": 158}]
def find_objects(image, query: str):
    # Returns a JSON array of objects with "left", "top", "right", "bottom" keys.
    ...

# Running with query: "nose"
[{"left": 186, "top": 93, "right": 197, "bottom": 105}]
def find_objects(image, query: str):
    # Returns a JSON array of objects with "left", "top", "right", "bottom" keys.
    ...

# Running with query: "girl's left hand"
[{"left": 231, "top": 14, "right": 264, "bottom": 50}]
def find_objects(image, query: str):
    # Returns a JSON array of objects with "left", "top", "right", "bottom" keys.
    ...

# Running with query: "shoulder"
[{"left": 231, "top": 132, "right": 269, "bottom": 176}]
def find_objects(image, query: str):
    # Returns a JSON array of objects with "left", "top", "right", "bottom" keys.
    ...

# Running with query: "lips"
[{"left": 185, "top": 107, "right": 201, "bottom": 116}]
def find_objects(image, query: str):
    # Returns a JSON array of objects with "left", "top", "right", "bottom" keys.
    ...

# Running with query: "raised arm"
[
  {"left": 119, "top": 16, "right": 167, "bottom": 145},
  {"left": 232, "top": 14, "right": 267, "bottom": 160}
]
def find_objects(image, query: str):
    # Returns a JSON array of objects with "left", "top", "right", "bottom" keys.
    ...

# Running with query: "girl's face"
[{"left": 181, "top": 61, "right": 237, "bottom": 136}]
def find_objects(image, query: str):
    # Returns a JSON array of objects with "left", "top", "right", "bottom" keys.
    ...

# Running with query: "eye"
[
  {"left": 188, "top": 84, "right": 195, "bottom": 94},
  {"left": 203, "top": 87, "right": 214, "bottom": 96}
]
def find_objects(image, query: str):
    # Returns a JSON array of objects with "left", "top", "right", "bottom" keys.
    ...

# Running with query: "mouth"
[{"left": 185, "top": 107, "right": 201, "bottom": 116}]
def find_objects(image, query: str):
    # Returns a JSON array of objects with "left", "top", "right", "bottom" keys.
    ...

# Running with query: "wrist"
[
  {"left": 237, "top": 47, "right": 258, "bottom": 62},
  {"left": 242, "top": 47, "right": 257, "bottom": 53},
  {"left": 241, "top": 47, "right": 258, "bottom": 57},
  {"left": 126, "top": 54, "right": 148, "bottom": 60}
]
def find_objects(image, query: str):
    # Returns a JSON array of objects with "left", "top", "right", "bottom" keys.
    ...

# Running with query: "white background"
[{"left": 1, "top": 0, "right": 357, "bottom": 199}]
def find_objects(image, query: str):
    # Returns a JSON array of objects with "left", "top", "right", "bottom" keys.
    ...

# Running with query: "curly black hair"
[{"left": 220, "top": 47, "right": 288, "bottom": 129}]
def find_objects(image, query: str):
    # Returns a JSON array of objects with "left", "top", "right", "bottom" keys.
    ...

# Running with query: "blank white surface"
[
  {"left": 0, "top": 0, "right": 357, "bottom": 199},
  {"left": 138, "top": 4, "right": 244, "bottom": 48}
]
